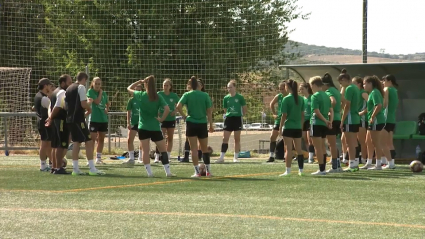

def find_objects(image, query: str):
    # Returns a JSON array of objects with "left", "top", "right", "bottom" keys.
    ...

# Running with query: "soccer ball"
[
  {"left": 410, "top": 160, "right": 423, "bottom": 173},
  {"left": 41, "top": 96, "right": 51, "bottom": 108},
  {"left": 207, "top": 146, "right": 213, "bottom": 154},
  {"left": 199, "top": 163, "right": 206, "bottom": 176}
]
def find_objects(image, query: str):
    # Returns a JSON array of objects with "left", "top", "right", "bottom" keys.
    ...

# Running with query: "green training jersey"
[
  {"left": 367, "top": 89, "right": 386, "bottom": 124},
  {"left": 274, "top": 93, "right": 284, "bottom": 125},
  {"left": 310, "top": 91, "right": 331, "bottom": 126},
  {"left": 87, "top": 88, "right": 108, "bottom": 123},
  {"left": 343, "top": 84, "right": 361, "bottom": 125},
  {"left": 126, "top": 97, "right": 139, "bottom": 126},
  {"left": 385, "top": 86, "right": 398, "bottom": 124},
  {"left": 325, "top": 87, "right": 341, "bottom": 121},
  {"left": 359, "top": 89, "right": 367, "bottom": 122},
  {"left": 158, "top": 91, "right": 179, "bottom": 122},
  {"left": 178, "top": 90, "right": 212, "bottom": 124},
  {"left": 223, "top": 93, "right": 246, "bottom": 117},
  {"left": 280, "top": 94, "right": 305, "bottom": 130},
  {"left": 133, "top": 91, "right": 167, "bottom": 131},
  {"left": 304, "top": 95, "right": 312, "bottom": 121}
]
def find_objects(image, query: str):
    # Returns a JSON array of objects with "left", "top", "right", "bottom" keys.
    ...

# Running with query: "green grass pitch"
[{"left": 0, "top": 156, "right": 424, "bottom": 238}]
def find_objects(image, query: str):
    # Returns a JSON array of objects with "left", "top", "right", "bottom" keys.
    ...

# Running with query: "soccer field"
[{"left": 1, "top": 156, "right": 424, "bottom": 238}]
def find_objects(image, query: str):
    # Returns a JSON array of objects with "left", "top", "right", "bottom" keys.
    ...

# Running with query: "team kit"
[{"left": 34, "top": 70, "right": 398, "bottom": 177}]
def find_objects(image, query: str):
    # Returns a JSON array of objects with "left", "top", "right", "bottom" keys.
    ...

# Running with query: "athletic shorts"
[
  {"left": 51, "top": 119, "right": 70, "bottom": 149},
  {"left": 360, "top": 119, "right": 368, "bottom": 128},
  {"left": 327, "top": 120, "right": 341, "bottom": 136},
  {"left": 342, "top": 123, "right": 360, "bottom": 133},
  {"left": 384, "top": 123, "right": 396, "bottom": 132},
  {"left": 273, "top": 124, "right": 280, "bottom": 131},
  {"left": 161, "top": 120, "right": 176, "bottom": 129},
  {"left": 224, "top": 116, "right": 243, "bottom": 132},
  {"left": 69, "top": 122, "right": 91, "bottom": 143},
  {"left": 282, "top": 129, "right": 302, "bottom": 138},
  {"left": 186, "top": 121, "right": 208, "bottom": 139},
  {"left": 310, "top": 125, "right": 328, "bottom": 138},
  {"left": 138, "top": 129, "right": 163, "bottom": 142},
  {"left": 89, "top": 122, "right": 108, "bottom": 133},
  {"left": 131, "top": 124, "right": 138, "bottom": 131},
  {"left": 368, "top": 123, "right": 385, "bottom": 131},
  {"left": 37, "top": 120, "right": 53, "bottom": 141},
  {"left": 302, "top": 120, "right": 311, "bottom": 131}
]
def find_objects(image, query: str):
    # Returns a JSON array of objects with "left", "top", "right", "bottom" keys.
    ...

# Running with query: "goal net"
[
  {"left": 0, "top": 68, "right": 35, "bottom": 150},
  {"left": 1, "top": 1, "right": 304, "bottom": 157}
]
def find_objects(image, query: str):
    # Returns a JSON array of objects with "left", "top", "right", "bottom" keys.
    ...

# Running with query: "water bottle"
[{"left": 415, "top": 145, "right": 421, "bottom": 159}]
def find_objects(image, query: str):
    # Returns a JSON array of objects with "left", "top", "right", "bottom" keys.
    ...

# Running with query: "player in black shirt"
[
  {"left": 34, "top": 78, "right": 54, "bottom": 172},
  {"left": 65, "top": 72, "right": 104, "bottom": 176},
  {"left": 46, "top": 74, "right": 72, "bottom": 174}
]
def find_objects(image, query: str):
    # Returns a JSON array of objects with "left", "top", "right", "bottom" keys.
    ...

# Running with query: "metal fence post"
[
  {"left": 4, "top": 115, "right": 8, "bottom": 155},
  {"left": 108, "top": 113, "right": 111, "bottom": 154}
]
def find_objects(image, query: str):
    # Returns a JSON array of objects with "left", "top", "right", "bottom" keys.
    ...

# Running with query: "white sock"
[
  {"left": 72, "top": 160, "right": 79, "bottom": 172},
  {"left": 145, "top": 164, "right": 153, "bottom": 175},
  {"left": 205, "top": 164, "right": 211, "bottom": 173},
  {"left": 96, "top": 153, "right": 102, "bottom": 160},
  {"left": 167, "top": 152, "right": 171, "bottom": 160},
  {"left": 220, "top": 152, "right": 225, "bottom": 159},
  {"left": 354, "top": 158, "right": 359, "bottom": 167},
  {"left": 270, "top": 152, "right": 275, "bottom": 157},
  {"left": 40, "top": 160, "right": 47, "bottom": 170},
  {"left": 88, "top": 160, "right": 96, "bottom": 171},
  {"left": 285, "top": 167, "right": 291, "bottom": 174},
  {"left": 349, "top": 160, "right": 355, "bottom": 168},
  {"left": 138, "top": 150, "right": 142, "bottom": 160},
  {"left": 234, "top": 152, "right": 239, "bottom": 159},
  {"left": 381, "top": 157, "right": 387, "bottom": 165},
  {"left": 376, "top": 159, "right": 381, "bottom": 167},
  {"left": 163, "top": 164, "right": 171, "bottom": 174},
  {"left": 367, "top": 158, "right": 372, "bottom": 165},
  {"left": 308, "top": 152, "right": 314, "bottom": 160},
  {"left": 389, "top": 159, "right": 395, "bottom": 167},
  {"left": 342, "top": 154, "right": 346, "bottom": 161},
  {"left": 299, "top": 168, "right": 303, "bottom": 173},
  {"left": 129, "top": 151, "right": 135, "bottom": 160},
  {"left": 194, "top": 165, "right": 200, "bottom": 174}
]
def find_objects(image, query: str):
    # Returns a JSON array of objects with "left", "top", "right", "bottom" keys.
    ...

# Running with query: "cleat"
[
  {"left": 233, "top": 158, "right": 239, "bottom": 163},
  {"left": 206, "top": 172, "right": 213, "bottom": 177},
  {"left": 50, "top": 168, "right": 56, "bottom": 174},
  {"left": 327, "top": 168, "right": 342, "bottom": 173},
  {"left": 72, "top": 170, "right": 86, "bottom": 176},
  {"left": 88, "top": 170, "right": 105, "bottom": 176},
  {"left": 122, "top": 160, "right": 135, "bottom": 165},
  {"left": 360, "top": 164, "right": 372, "bottom": 169},
  {"left": 215, "top": 159, "right": 225, "bottom": 164},
  {"left": 154, "top": 159, "right": 160, "bottom": 164},
  {"left": 136, "top": 160, "right": 144, "bottom": 164},
  {"left": 53, "top": 167, "right": 68, "bottom": 174},
  {"left": 343, "top": 167, "right": 358, "bottom": 172},
  {"left": 147, "top": 174, "right": 154, "bottom": 178},
  {"left": 166, "top": 173, "right": 176, "bottom": 177},
  {"left": 383, "top": 164, "right": 396, "bottom": 170},
  {"left": 279, "top": 172, "right": 290, "bottom": 177},
  {"left": 266, "top": 157, "right": 275, "bottom": 163},
  {"left": 308, "top": 159, "right": 314, "bottom": 164},
  {"left": 95, "top": 160, "right": 106, "bottom": 165},
  {"left": 180, "top": 158, "right": 190, "bottom": 163},
  {"left": 298, "top": 171, "right": 305, "bottom": 176},
  {"left": 40, "top": 166, "right": 51, "bottom": 172},
  {"left": 191, "top": 173, "right": 202, "bottom": 178},
  {"left": 368, "top": 166, "right": 382, "bottom": 170},
  {"left": 311, "top": 170, "right": 326, "bottom": 175}
]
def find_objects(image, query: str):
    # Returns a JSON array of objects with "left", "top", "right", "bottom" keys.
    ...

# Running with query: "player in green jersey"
[
  {"left": 353, "top": 77, "right": 371, "bottom": 169},
  {"left": 309, "top": 76, "right": 333, "bottom": 175},
  {"left": 363, "top": 76, "right": 392, "bottom": 170},
  {"left": 127, "top": 75, "right": 175, "bottom": 177},
  {"left": 381, "top": 75, "right": 399, "bottom": 169},
  {"left": 266, "top": 81, "right": 287, "bottom": 163},
  {"left": 122, "top": 84, "right": 143, "bottom": 165},
  {"left": 87, "top": 77, "right": 110, "bottom": 165},
  {"left": 299, "top": 82, "right": 314, "bottom": 163},
  {"left": 278, "top": 80, "right": 305, "bottom": 176},
  {"left": 322, "top": 73, "right": 342, "bottom": 172},
  {"left": 338, "top": 69, "right": 361, "bottom": 172},
  {"left": 216, "top": 80, "right": 247, "bottom": 163}
]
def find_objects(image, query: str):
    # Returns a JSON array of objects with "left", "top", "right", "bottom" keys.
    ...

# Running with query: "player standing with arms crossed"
[
  {"left": 266, "top": 81, "right": 286, "bottom": 163},
  {"left": 127, "top": 76, "right": 175, "bottom": 177},
  {"left": 177, "top": 76, "right": 214, "bottom": 177},
  {"left": 216, "top": 80, "right": 247, "bottom": 163}
]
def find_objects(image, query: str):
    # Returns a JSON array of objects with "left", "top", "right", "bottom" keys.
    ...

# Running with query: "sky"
[{"left": 288, "top": 0, "right": 425, "bottom": 55}]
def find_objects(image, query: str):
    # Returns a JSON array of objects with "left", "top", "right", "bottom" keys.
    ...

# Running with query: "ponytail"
[
  {"left": 285, "top": 79, "right": 299, "bottom": 105},
  {"left": 301, "top": 83, "right": 313, "bottom": 95}
]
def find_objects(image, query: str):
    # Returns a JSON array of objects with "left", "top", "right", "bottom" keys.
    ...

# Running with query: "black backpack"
[
  {"left": 418, "top": 113, "right": 425, "bottom": 135},
  {"left": 275, "top": 139, "right": 285, "bottom": 159}
]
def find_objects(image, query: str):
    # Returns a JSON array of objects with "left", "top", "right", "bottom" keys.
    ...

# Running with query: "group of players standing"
[{"left": 33, "top": 69, "right": 398, "bottom": 177}]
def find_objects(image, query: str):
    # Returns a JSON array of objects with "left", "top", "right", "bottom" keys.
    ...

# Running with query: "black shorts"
[
  {"left": 282, "top": 129, "right": 302, "bottom": 138},
  {"left": 368, "top": 123, "right": 385, "bottom": 131},
  {"left": 161, "top": 120, "right": 176, "bottom": 129},
  {"left": 69, "top": 122, "right": 91, "bottom": 143},
  {"left": 138, "top": 129, "right": 163, "bottom": 142},
  {"left": 89, "top": 122, "right": 108, "bottom": 133},
  {"left": 186, "top": 121, "right": 208, "bottom": 139},
  {"left": 131, "top": 124, "right": 138, "bottom": 131},
  {"left": 51, "top": 119, "right": 70, "bottom": 149},
  {"left": 342, "top": 123, "right": 360, "bottom": 133},
  {"left": 384, "top": 123, "right": 396, "bottom": 132},
  {"left": 326, "top": 120, "right": 341, "bottom": 136},
  {"left": 302, "top": 120, "right": 311, "bottom": 131},
  {"left": 224, "top": 116, "right": 243, "bottom": 132},
  {"left": 37, "top": 120, "right": 53, "bottom": 141},
  {"left": 310, "top": 125, "right": 328, "bottom": 138},
  {"left": 360, "top": 119, "right": 368, "bottom": 128},
  {"left": 273, "top": 124, "right": 280, "bottom": 131}
]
